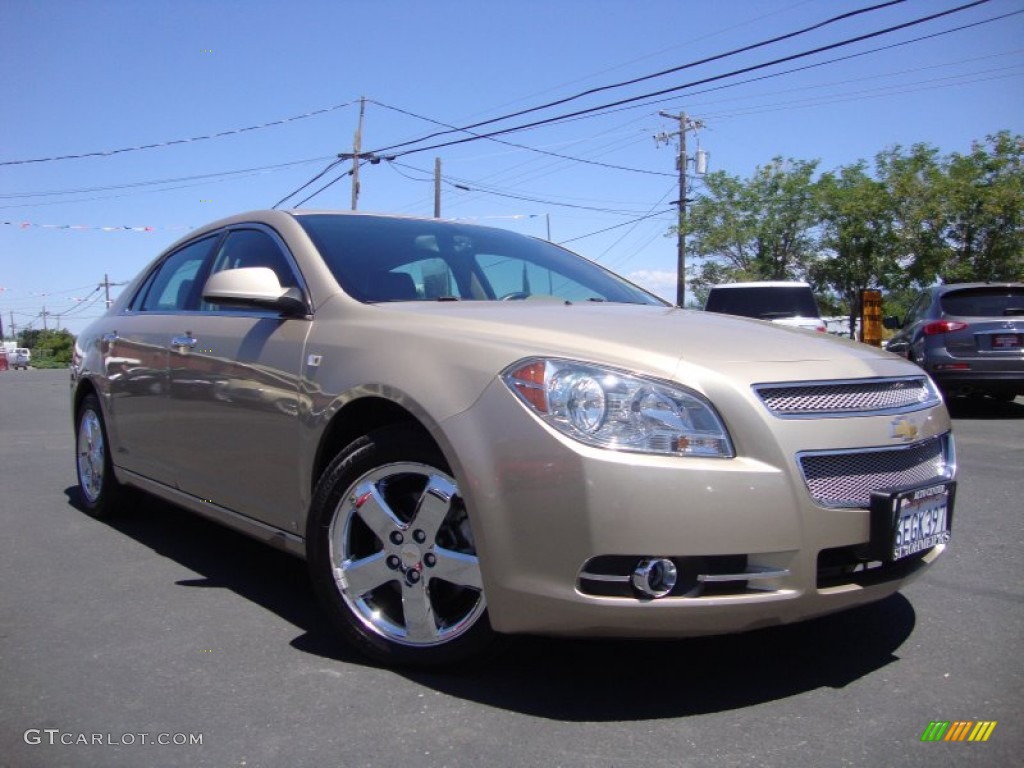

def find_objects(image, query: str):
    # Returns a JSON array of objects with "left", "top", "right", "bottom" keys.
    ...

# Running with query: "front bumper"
[{"left": 439, "top": 377, "right": 952, "bottom": 637}]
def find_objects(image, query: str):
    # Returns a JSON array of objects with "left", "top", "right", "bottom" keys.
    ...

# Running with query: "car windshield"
[
  {"left": 940, "top": 287, "right": 1024, "bottom": 317},
  {"left": 295, "top": 214, "right": 665, "bottom": 305},
  {"left": 704, "top": 286, "right": 820, "bottom": 320}
]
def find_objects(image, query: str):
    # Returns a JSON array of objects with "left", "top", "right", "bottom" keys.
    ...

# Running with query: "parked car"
[
  {"left": 704, "top": 281, "right": 827, "bottom": 333},
  {"left": 71, "top": 211, "right": 956, "bottom": 667},
  {"left": 11, "top": 348, "right": 31, "bottom": 370},
  {"left": 0, "top": 350, "right": 8, "bottom": 372},
  {"left": 885, "top": 283, "right": 1024, "bottom": 401}
]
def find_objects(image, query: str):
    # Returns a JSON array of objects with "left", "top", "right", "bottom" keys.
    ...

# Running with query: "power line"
[
  {"left": 291, "top": 163, "right": 370, "bottom": 208},
  {"left": 560, "top": 207, "right": 676, "bottom": 247},
  {"left": 486, "top": 17, "right": 1020, "bottom": 137},
  {"left": 0, "top": 156, "right": 336, "bottom": 200},
  {"left": 630, "top": 9, "right": 1024, "bottom": 118},
  {"left": 700, "top": 65, "right": 1024, "bottom": 122},
  {"left": 0, "top": 100, "right": 357, "bottom": 166},
  {"left": 272, "top": 158, "right": 348, "bottom": 209},
  {"left": 369, "top": 1, "right": 995, "bottom": 160},
  {"left": 596, "top": 185, "right": 678, "bottom": 261},
  {"left": 370, "top": 100, "right": 672, "bottom": 177},
  {"left": 389, "top": 161, "right": 652, "bottom": 215},
  {"left": 670, "top": 49, "right": 1024, "bottom": 114},
  {"left": 370, "top": 0, "right": 913, "bottom": 155}
]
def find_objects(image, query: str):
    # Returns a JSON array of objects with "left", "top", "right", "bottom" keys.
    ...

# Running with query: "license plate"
[
  {"left": 869, "top": 482, "right": 955, "bottom": 562},
  {"left": 992, "top": 333, "right": 1021, "bottom": 349}
]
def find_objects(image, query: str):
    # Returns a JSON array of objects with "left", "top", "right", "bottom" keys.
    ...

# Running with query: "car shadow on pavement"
[
  {"left": 401, "top": 595, "right": 915, "bottom": 721},
  {"left": 65, "top": 485, "right": 916, "bottom": 721},
  {"left": 63, "top": 486, "right": 366, "bottom": 666},
  {"left": 945, "top": 394, "right": 1024, "bottom": 420}
]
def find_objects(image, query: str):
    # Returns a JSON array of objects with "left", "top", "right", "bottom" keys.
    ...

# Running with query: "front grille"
[
  {"left": 798, "top": 435, "right": 951, "bottom": 509},
  {"left": 754, "top": 376, "right": 937, "bottom": 418}
]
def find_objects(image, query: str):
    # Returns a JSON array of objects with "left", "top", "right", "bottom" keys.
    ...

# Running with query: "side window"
[
  {"left": 904, "top": 293, "right": 930, "bottom": 327},
  {"left": 203, "top": 229, "right": 298, "bottom": 311},
  {"left": 138, "top": 236, "right": 217, "bottom": 312}
]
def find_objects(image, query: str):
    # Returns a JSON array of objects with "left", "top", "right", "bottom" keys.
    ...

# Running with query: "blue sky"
[{"left": 2, "top": 0, "right": 1022, "bottom": 335}]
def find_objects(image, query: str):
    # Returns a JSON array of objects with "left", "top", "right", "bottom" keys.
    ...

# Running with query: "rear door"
[{"left": 104, "top": 235, "right": 219, "bottom": 485}]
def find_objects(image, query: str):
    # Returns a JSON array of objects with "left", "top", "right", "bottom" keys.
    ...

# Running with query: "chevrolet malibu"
[{"left": 72, "top": 210, "right": 957, "bottom": 667}]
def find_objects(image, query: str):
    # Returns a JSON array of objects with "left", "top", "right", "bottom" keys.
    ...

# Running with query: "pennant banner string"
[
  {"left": 1, "top": 100, "right": 357, "bottom": 166},
  {"left": 3, "top": 220, "right": 192, "bottom": 233}
]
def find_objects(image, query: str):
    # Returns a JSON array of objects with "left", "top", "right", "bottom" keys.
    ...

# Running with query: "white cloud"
[{"left": 627, "top": 270, "right": 677, "bottom": 303}]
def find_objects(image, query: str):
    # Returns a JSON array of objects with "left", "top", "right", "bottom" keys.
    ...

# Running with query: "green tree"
[
  {"left": 938, "top": 131, "right": 1024, "bottom": 282},
  {"left": 685, "top": 157, "right": 820, "bottom": 297},
  {"left": 875, "top": 143, "right": 948, "bottom": 286},
  {"left": 17, "top": 328, "right": 43, "bottom": 349},
  {"left": 26, "top": 329, "right": 75, "bottom": 365},
  {"left": 812, "top": 162, "right": 901, "bottom": 338}
]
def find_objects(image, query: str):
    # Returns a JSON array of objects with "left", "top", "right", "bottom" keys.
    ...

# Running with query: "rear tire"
[
  {"left": 307, "top": 424, "right": 498, "bottom": 667},
  {"left": 75, "top": 393, "right": 127, "bottom": 517}
]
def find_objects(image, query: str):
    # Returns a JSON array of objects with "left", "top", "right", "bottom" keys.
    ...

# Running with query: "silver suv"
[{"left": 885, "top": 283, "right": 1024, "bottom": 401}]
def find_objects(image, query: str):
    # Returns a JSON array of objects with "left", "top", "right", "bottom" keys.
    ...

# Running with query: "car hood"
[{"left": 363, "top": 300, "right": 912, "bottom": 388}]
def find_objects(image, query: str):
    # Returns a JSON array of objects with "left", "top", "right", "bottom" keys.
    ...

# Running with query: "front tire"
[
  {"left": 75, "top": 393, "right": 127, "bottom": 517},
  {"left": 307, "top": 425, "right": 497, "bottom": 667}
]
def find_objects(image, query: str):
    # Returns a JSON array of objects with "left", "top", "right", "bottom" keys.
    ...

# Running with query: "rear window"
[
  {"left": 705, "top": 285, "right": 820, "bottom": 320},
  {"left": 940, "top": 287, "right": 1024, "bottom": 317}
]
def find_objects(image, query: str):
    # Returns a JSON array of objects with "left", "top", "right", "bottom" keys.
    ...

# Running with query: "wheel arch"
[
  {"left": 72, "top": 377, "right": 100, "bottom": 423},
  {"left": 72, "top": 377, "right": 124, "bottom": 477},
  {"left": 311, "top": 396, "right": 445, "bottom": 495}
]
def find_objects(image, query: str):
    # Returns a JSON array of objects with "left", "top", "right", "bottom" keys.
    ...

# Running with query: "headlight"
[{"left": 502, "top": 358, "right": 734, "bottom": 458}]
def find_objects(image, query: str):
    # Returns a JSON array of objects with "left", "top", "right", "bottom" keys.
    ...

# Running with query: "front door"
[{"left": 163, "top": 226, "right": 311, "bottom": 534}]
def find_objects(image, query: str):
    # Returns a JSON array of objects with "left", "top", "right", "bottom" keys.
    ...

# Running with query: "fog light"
[{"left": 631, "top": 558, "right": 678, "bottom": 598}]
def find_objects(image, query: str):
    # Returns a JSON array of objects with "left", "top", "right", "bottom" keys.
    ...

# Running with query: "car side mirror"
[
  {"left": 883, "top": 315, "right": 901, "bottom": 330},
  {"left": 203, "top": 267, "right": 307, "bottom": 316}
]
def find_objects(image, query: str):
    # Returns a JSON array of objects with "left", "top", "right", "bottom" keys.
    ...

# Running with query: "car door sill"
[{"left": 118, "top": 468, "right": 306, "bottom": 558}]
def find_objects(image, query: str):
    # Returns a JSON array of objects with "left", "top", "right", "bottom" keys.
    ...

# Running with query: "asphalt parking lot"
[{"left": 1, "top": 368, "right": 1021, "bottom": 768}]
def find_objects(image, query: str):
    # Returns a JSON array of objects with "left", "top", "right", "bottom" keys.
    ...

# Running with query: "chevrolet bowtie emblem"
[{"left": 890, "top": 416, "right": 919, "bottom": 442}]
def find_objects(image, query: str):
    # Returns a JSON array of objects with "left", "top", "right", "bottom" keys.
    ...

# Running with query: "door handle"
[
  {"left": 101, "top": 331, "right": 118, "bottom": 343},
  {"left": 170, "top": 333, "right": 197, "bottom": 350}
]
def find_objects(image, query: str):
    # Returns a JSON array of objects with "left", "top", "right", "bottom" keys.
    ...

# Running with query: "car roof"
[
  {"left": 931, "top": 282, "right": 1023, "bottom": 294},
  {"left": 710, "top": 281, "right": 812, "bottom": 289},
  {"left": 158, "top": 209, "right": 547, "bottom": 258}
]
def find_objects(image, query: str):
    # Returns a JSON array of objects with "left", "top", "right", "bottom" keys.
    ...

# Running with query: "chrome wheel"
[
  {"left": 329, "top": 462, "right": 485, "bottom": 647},
  {"left": 77, "top": 407, "right": 106, "bottom": 504}
]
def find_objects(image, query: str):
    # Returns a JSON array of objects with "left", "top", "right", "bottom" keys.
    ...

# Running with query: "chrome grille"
[
  {"left": 754, "top": 377, "right": 937, "bottom": 418},
  {"left": 798, "top": 435, "right": 951, "bottom": 509}
]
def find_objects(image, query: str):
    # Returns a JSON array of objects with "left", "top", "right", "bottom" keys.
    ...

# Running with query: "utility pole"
[
  {"left": 350, "top": 96, "right": 365, "bottom": 210},
  {"left": 41, "top": 305, "right": 49, "bottom": 331},
  {"left": 434, "top": 157, "right": 442, "bottom": 218},
  {"left": 102, "top": 273, "right": 113, "bottom": 309},
  {"left": 657, "top": 111, "right": 704, "bottom": 308}
]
